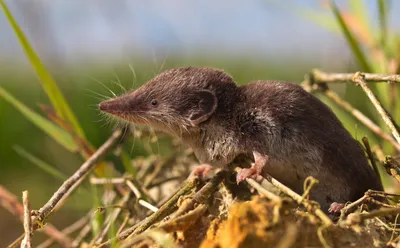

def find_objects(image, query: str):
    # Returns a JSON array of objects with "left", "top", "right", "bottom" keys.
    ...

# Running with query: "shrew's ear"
[{"left": 188, "top": 90, "right": 217, "bottom": 126}]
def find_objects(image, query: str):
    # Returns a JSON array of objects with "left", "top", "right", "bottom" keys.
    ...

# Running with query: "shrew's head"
[{"left": 99, "top": 67, "right": 237, "bottom": 135}]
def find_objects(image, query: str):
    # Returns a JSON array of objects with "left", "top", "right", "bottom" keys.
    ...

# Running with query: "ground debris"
[{"left": 196, "top": 196, "right": 390, "bottom": 248}]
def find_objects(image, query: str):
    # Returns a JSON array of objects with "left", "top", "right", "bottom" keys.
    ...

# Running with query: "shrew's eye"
[{"left": 151, "top": 99, "right": 158, "bottom": 106}]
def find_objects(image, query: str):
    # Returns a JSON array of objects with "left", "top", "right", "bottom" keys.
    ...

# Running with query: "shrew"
[{"left": 99, "top": 67, "right": 383, "bottom": 215}]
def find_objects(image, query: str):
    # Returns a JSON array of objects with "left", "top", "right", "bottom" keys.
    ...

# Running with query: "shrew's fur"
[{"left": 99, "top": 67, "right": 383, "bottom": 213}]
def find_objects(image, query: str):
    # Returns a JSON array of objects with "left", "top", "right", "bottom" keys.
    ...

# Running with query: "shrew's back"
[{"left": 238, "top": 81, "right": 383, "bottom": 212}]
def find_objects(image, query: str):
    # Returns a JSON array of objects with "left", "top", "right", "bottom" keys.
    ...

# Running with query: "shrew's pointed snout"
[
  {"left": 99, "top": 94, "right": 149, "bottom": 125},
  {"left": 98, "top": 99, "right": 113, "bottom": 112},
  {"left": 99, "top": 98, "right": 127, "bottom": 115}
]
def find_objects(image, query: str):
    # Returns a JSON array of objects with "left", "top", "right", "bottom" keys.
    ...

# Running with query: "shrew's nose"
[{"left": 99, "top": 98, "right": 123, "bottom": 114}]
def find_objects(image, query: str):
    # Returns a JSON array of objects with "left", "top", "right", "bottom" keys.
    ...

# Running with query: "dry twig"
[
  {"left": 126, "top": 179, "right": 157, "bottom": 211},
  {"left": 245, "top": 177, "right": 281, "bottom": 202},
  {"left": 352, "top": 72, "right": 400, "bottom": 145},
  {"left": 36, "top": 129, "right": 123, "bottom": 221},
  {"left": 312, "top": 69, "right": 400, "bottom": 84},
  {"left": 21, "top": 191, "right": 32, "bottom": 248},
  {"left": 261, "top": 173, "right": 333, "bottom": 226},
  {"left": 8, "top": 129, "right": 123, "bottom": 248},
  {"left": 345, "top": 208, "right": 400, "bottom": 225},
  {"left": 244, "top": 177, "right": 282, "bottom": 224},
  {"left": 172, "top": 171, "right": 226, "bottom": 219},
  {"left": 304, "top": 79, "right": 400, "bottom": 152},
  {"left": 91, "top": 176, "right": 158, "bottom": 211},
  {"left": 90, "top": 192, "right": 133, "bottom": 245},
  {"left": 0, "top": 186, "right": 72, "bottom": 248},
  {"left": 157, "top": 204, "right": 208, "bottom": 232},
  {"left": 235, "top": 167, "right": 332, "bottom": 225},
  {"left": 90, "top": 177, "right": 126, "bottom": 185},
  {"left": 338, "top": 189, "right": 400, "bottom": 223},
  {"left": 339, "top": 195, "right": 368, "bottom": 221},
  {"left": 115, "top": 172, "right": 226, "bottom": 247},
  {"left": 98, "top": 177, "right": 199, "bottom": 247}
]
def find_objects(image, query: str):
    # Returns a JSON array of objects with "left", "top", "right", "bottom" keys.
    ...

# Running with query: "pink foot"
[
  {"left": 236, "top": 151, "right": 268, "bottom": 184},
  {"left": 236, "top": 166, "right": 260, "bottom": 184},
  {"left": 328, "top": 202, "right": 345, "bottom": 213},
  {"left": 191, "top": 164, "right": 213, "bottom": 178}
]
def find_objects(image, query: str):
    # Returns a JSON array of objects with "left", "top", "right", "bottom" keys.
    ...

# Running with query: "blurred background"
[{"left": 1, "top": 0, "right": 400, "bottom": 246}]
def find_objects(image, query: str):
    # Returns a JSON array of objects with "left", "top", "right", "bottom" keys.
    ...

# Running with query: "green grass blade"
[
  {"left": 378, "top": 0, "right": 389, "bottom": 50},
  {"left": 0, "top": 0, "right": 85, "bottom": 138},
  {"left": 294, "top": 7, "right": 340, "bottom": 35},
  {"left": 13, "top": 146, "right": 67, "bottom": 181},
  {"left": 0, "top": 86, "right": 78, "bottom": 151},
  {"left": 330, "top": 1, "right": 372, "bottom": 72}
]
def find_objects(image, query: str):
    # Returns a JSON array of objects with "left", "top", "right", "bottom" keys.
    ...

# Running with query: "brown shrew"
[{"left": 99, "top": 67, "right": 383, "bottom": 214}]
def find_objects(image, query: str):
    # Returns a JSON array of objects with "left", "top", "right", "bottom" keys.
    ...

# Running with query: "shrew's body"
[{"left": 100, "top": 67, "right": 383, "bottom": 213}]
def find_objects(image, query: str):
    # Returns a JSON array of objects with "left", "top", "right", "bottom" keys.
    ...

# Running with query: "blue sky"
[{"left": 0, "top": 0, "right": 399, "bottom": 63}]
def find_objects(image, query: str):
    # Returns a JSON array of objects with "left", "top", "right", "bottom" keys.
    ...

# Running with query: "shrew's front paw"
[
  {"left": 236, "top": 151, "right": 268, "bottom": 184},
  {"left": 236, "top": 165, "right": 261, "bottom": 184},
  {"left": 190, "top": 164, "right": 213, "bottom": 179}
]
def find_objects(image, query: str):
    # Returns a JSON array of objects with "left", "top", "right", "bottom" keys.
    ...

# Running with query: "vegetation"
[{"left": 0, "top": 1, "right": 400, "bottom": 247}]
